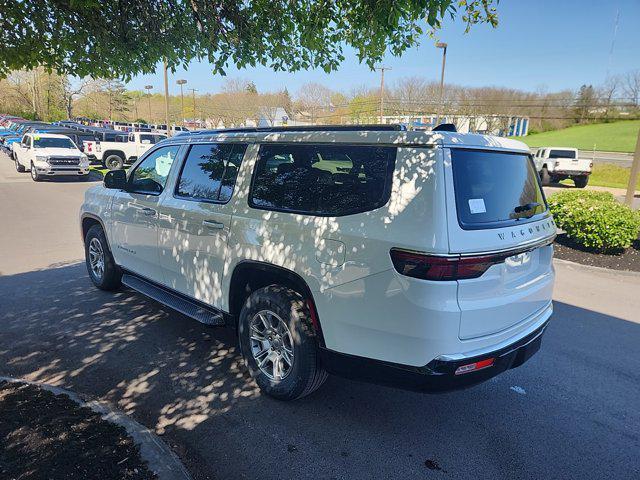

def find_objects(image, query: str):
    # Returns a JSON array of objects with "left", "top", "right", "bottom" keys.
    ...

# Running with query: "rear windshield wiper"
[{"left": 514, "top": 202, "right": 541, "bottom": 217}]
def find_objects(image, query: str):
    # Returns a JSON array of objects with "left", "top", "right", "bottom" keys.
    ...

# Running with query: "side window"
[
  {"left": 249, "top": 144, "right": 397, "bottom": 216},
  {"left": 129, "top": 145, "right": 180, "bottom": 195},
  {"left": 21, "top": 136, "right": 29, "bottom": 146},
  {"left": 175, "top": 143, "right": 247, "bottom": 203}
]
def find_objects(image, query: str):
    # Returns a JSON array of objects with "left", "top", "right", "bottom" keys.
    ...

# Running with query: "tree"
[
  {"left": 574, "top": 85, "right": 597, "bottom": 123},
  {"left": 62, "top": 77, "right": 91, "bottom": 119},
  {"left": 623, "top": 70, "right": 640, "bottom": 107},
  {"left": 0, "top": 1, "right": 498, "bottom": 78}
]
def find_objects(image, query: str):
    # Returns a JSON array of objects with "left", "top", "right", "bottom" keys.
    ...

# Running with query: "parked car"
[
  {"left": 533, "top": 147, "right": 592, "bottom": 187},
  {"left": 14, "top": 133, "right": 90, "bottom": 181},
  {"left": 80, "top": 125, "right": 556, "bottom": 400},
  {"left": 93, "top": 131, "right": 167, "bottom": 170}
]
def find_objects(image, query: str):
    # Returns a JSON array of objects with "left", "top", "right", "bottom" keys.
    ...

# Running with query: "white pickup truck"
[
  {"left": 533, "top": 147, "right": 592, "bottom": 188},
  {"left": 95, "top": 131, "right": 166, "bottom": 170},
  {"left": 13, "top": 133, "right": 90, "bottom": 181}
]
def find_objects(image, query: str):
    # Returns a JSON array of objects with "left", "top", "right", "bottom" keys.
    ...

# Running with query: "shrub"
[{"left": 548, "top": 190, "right": 640, "bottom": 253}]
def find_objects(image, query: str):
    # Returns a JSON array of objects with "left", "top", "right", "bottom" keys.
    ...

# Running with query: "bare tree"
[
  {"left": 62, "top": 77, "right": 92, "bottom": 119},
  {"left": 623, "top": 70, "right": 640, "bottom": 107}
]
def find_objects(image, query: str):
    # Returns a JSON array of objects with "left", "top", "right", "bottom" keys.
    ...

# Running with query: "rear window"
[
  {"left": 548, "top": 149, "right": 576, "bottom": 159},
  {"left": 250, "top": 144, "right": 396, "bottom": 216},
  {"left": 451, "top": 149, "right": 547, "bottom": 229}
]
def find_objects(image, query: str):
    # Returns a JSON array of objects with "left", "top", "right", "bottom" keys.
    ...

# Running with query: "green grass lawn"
[
  {"left": 560, "top": 162, "right": 640, "bottom": 190},
  {"left": 514, "top": 120, "right": 640, "bottom": 153}
]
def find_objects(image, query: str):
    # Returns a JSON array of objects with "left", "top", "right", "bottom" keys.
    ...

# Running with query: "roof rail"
[
  {"left": 190, "top": 124, "right": 407, "bottom": 135},
  {"left": 432, "top": 123, "right": 457, "bottom": 132}
]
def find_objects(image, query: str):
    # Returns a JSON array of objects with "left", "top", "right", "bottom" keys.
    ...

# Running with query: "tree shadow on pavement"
[{"left": 0, "top": 263, "right": 638, "bottom": 480}]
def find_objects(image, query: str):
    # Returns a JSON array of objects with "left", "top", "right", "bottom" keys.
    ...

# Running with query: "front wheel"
[
  {"left": 238, "top": 286, "right": 327, "bottom": 400},
  {"left": 574, "top": 176, "right": 589, "bottom": 188},
  {"left": 84, "top": 224, "right": 121, "bottom": 290}
]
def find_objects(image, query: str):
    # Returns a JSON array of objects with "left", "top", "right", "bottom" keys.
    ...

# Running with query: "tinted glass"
[
  {"left": 548, "top": 149, "right": 576, "bottom": 159},
  {"left": 129, "top": 146, "right": 180, "bottom": 195},
  {"left": 140, "top": 134, "right": 166, "bottom": 144},
  {"left": 33, "top": 137, "right": 76, "bottom": 149},
  {"left": 176, "top": 143, "right": 247, "bottom": 202},
  {"left": 250, "top": 144, "right": 396, "bottom": 216},
  {"left": 451, "top": 149, "right": 546, "bottom": 229}
]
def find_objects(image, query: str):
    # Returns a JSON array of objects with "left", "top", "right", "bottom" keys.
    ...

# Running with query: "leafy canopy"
[{"left": 0, "top": 0, "right": 497, "bottom": 78}]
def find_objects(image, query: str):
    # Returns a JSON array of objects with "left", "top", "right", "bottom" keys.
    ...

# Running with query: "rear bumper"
[
  {"left": 319, "top": 318, "right": 550, "bottom": 393},
  {"left": 553, "top": 170, "right": 590, "bottom": 176}
]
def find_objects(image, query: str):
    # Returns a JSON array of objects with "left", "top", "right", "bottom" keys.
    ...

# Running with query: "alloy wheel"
[
  {"left": 249, "top": 309, "right": 294, "bottom": 381},
  {"left": 88, "top": 237, "right": 105, "bottom": 280}
]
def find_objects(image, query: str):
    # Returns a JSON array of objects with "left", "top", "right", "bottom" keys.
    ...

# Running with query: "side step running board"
[{"left": 122, "top": 274, "right": 225, "bottom": 326}]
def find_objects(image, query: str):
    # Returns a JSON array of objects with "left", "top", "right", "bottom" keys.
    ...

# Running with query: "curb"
[
  {"left": 0, "top": 376, "right": 193, "bottom": 480},
  {"left": 553, "top": 257, "right": 640, "bottom": 278}
]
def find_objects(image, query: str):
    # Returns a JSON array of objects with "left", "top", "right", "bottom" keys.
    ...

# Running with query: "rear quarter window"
[
  {"left": 451, "top": 149, "right": 547, "bottom": 230},
  {"left": 250, "top": 144, "right": 397, "bottom": 216}
]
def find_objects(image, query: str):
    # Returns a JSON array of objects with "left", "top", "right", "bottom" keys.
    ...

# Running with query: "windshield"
[
  {"left": 548, "top": 149, "right": 576, "bottom": 159},
  {"left": 451, "top": 149, "right": 547, "bottom": 229},
  {"left": 33, "top": 137, "right": 76, "bottom": 149}
]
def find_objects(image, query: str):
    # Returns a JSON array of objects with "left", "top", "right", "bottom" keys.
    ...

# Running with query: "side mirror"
[{"left": 104, "top": 169, "right": 127, "bottom": 190}]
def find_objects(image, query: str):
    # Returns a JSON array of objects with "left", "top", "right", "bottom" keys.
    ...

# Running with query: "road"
[
  {"left": 1, "top": 152, "right": 639, "bottom": 480},
  {"left": 577, "top": 150, "right": 634, "bottom": 167}
]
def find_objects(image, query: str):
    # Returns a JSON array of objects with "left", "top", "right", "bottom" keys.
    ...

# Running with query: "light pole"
[
  {"left": 189, "top": 88, "right": 198, "bottom": 123},
  {"left": 375, "top": 66, "right": 391, "bottom": 124},
  {"left": 435, "top": 42, "right": 447, "bottom": 126},
  {"left": 144, "top": 85, "right": 153, "bottom": 122},
  {"left": 163, "top": 59, "right": 171, "bottom": 136},
  {"left": 176, "top": 79, "right": 187, "bottom": 125}
]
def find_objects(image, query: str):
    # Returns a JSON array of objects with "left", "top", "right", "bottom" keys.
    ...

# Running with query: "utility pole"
[
  {"left": 435, "top": 42, "right": 448, "bottom": 126},
  {"left": 163, "top": 59, "right": 171, "bottom": 136},
  {"left": 144, "top": 85, "right": 153, "bottom": 122},
  {"left": 375, "top": 66, "right": 391, "bottom": 124},
  {"left": 189, "top": 88, "right": 198, "bottom": 122},
  {"left": 176, "top": 79, "right": 187, "bottom": 125},
  {"left": 625, "top": 128, "right": 640, "bottom": 206}
]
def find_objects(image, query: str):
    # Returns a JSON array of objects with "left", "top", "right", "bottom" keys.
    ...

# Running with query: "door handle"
[
  {"left": 203, "top": 220, "right": 224, "bottom": 230},
  {"left": 141, "top": 207, "right": 156, "bottom": 216}
]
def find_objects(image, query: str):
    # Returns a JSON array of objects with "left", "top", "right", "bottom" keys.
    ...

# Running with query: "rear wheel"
[
  {"left": 574, "top": 176, "right": 589, "bottom": 188},
  {"left": 84, "top": 224, "right": 121, "bottom": 290},
  {"left": 540, "top": 167, "right": 551, "bottom": 186},
  {"left": 15, "top": 156, "right": 25, "bottom": 172},
  {"left": 238, "top": 286, "right": 327, "bottom": 400},
  {"left": 104, "top": 154, "right": 125, "bottom": 171}
]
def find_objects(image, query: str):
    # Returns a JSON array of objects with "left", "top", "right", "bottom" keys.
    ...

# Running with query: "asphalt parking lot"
[{"left": 0, "top": 152, "right": 639, "bottom": 480}]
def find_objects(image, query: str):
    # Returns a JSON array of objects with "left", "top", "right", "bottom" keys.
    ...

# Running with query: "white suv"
[{"left": 80, "top": 126, "right": 556, "bottom": 400}]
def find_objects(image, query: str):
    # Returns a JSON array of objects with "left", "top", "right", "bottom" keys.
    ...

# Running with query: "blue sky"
[{"left": 127, "top": 0, "right": 639, "bottom": 96}]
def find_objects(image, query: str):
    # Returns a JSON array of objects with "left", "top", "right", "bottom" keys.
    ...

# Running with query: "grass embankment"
[{"left": 514, "top": 120, "right": 640, "bottom": 153}]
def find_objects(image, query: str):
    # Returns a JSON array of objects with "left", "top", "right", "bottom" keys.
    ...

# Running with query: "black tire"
[
  {"left": 540, "top": 167, "right": 551, "bottom": 186},
  {"left": 30, "top": 162, "right": 41, "bottom": 182},
  {"left": 238, "top": 286, "right": 327, "bottom": 400},
  {"left": 84, "top": 224, "right": 121, "bottom": 290},
  {"left": 15, "top": 156, "right": 25, "bottom": 172},
  {"left": 104, "top": 154, "right": 125, "bottom": 171},
  {"left": 574, "top": 176, "right": 589, "bottom": 188}
]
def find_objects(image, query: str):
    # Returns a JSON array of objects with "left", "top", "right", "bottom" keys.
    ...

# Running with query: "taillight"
[{"left": 389, "top": 249, "right": 511, "bottom": 281}]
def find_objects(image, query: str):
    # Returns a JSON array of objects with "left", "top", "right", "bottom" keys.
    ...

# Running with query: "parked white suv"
[
  {"left": 533, "top": 147, "right": 592, "bottom": 187},
  {"left": 80, "top": 126, "right": 556, "bottom": 400},
  {"left": 14, "top": 133, "right": 90, "bottom": 181}
]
